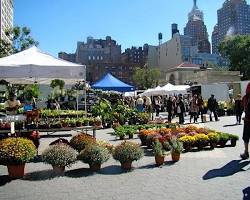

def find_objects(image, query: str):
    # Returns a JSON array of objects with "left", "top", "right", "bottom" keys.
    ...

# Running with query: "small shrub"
[
  {"left": 164, "top": 137, "right": 183, "bottom": 154},
  {"left": 152, "top": 140, "right": 165, "bottom": 156},
  {"left": 113, "top": 141, "right": 143, "bottom": 163},
  {"left": 78, "top": 144, "right": 110, "bottom": 166},
  {"left": 0, "top": 137, "right": 36, "bottom": 165},
  {"left": 70, "top": 133, "right": 96, "bottom": 152},
  {"left": 42, "top": 143, "right": 77, "bottom": 168}
]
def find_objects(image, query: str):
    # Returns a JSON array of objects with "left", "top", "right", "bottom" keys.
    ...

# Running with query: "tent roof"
[
  {"left": 92, "top": 73, "right": 134, "bottom": 92},
  {"left": 0, "top": 46, "right": 82, "bottom": 67}
]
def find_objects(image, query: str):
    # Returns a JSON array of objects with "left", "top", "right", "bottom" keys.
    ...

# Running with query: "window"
[
  {"left": 93, "top": 56, "right": 95, "bottom": 60},
  {"left": 88, "top": 56, "right": 91, "bottom": 60}
]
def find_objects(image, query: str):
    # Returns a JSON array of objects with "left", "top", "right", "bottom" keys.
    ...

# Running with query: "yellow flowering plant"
[{"left": 0, "top": 137, "right": 36, "bottom": 165}]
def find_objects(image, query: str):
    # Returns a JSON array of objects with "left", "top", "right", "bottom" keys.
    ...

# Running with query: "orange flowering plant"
[{"left": 0, "top": 137, "right": 36, "bottom": 165}]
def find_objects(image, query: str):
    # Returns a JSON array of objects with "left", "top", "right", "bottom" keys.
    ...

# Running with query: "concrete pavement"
[{"left": 0, "top": 115, "right": 249, "bottom": 200}]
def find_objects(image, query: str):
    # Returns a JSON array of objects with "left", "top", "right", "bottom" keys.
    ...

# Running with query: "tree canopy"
[
  {"left": 133, "top": 67, "right": 160, "bottom": 89},
  {"left": 219, "top": 35, "right": 250, "bottom": 80},
  {"left": 0, "top": 26, "right": 38, "bottom": 58}
]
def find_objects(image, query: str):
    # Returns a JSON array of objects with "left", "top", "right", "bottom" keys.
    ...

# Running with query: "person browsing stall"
[{"left": 4, "top": 92, "right": 21, "bottom": 115}]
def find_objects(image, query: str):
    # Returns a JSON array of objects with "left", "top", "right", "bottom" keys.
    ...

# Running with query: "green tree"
[
  {"left": 219, "top": 35, "right": 250, "bottom": 80},
  {"left": 133, "top": 67, "right": 160, "bottom": 89},
  {"left": 0, "top": 26, "right": 38, "bottom": 58}
]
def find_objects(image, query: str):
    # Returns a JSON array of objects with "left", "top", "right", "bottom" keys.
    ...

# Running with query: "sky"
[{"left": 14, "top": 0, "right": 250, "bottom": 57}]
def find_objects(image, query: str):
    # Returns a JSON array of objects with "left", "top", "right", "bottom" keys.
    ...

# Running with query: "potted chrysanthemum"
[
  {"left": 0, "top": 137, "right": 36, "bottom": 178},
  {"left": 42, "top": 143, "right": 77, "bottom": 175}
]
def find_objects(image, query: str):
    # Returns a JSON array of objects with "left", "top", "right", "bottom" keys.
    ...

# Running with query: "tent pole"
[{"left": 84, "top": 65, "right": 87, "bottom": 118}]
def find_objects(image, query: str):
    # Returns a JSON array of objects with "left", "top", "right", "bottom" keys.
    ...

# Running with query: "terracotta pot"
[
  {"left": 62, "top": 122, "right": 69, "bottom": 128},
  {"left": 171, "top": 152, "right": 180, "bottom": 162},
  {"left": 89, "top": 164, "right": 101, "bottom": 172},
  {"left": 121, "top": 162, "right": 132, "bottom": 170},
  {"left": 52, "top": 165, "right": 65, "bottom": 175},
  {"left": 7, "top": 164, "right": 25, "bottom": 178},
  {"left": 120, "top": 135, "right": 125, "bottom": 140},
  {"left": 76, "top": 122, "right": 82, "bottom": 127},
  {"left": 230, "top": 139, "right": 237, "bottom": 147},
  {"left": 155, "top": 155, "right": 165, "bottom": 166}
]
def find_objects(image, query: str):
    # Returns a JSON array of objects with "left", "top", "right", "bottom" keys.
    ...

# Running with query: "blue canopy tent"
[{"left": 92, "top": 73, "right": 134, "bottom": 92}]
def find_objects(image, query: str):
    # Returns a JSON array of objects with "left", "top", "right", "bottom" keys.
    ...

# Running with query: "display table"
[{"left": 0, "top": 126, "right": 98, "bottom": 138}]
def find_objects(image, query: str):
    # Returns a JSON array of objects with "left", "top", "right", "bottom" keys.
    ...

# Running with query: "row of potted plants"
[
  {"left": 0, "top": 134, "right": 144, "bottom": 178},
  {"left": 40, "top": 109, "right": 87, "bottom": 119},
  {"left": 113, "top": 123, "right": 178, "bottom": 140},
  {"left": 137, "top": 124, "right": 239, "bottom": 151}
]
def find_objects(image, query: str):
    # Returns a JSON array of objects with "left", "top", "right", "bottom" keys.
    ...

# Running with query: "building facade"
[
  {"left": 184, "top": 0, "right": 211, "bottom": 53},
  {"left": 212, "top": 0, "right": 250, "bottom": 54},
  {"left": 58, "top": 36, "right": 137, "bottom": 85},
  {"left": 122, "top": 46, "right": 145, "bottom": 66},
  {"left": 0, "top": 0, "right": 13, "bottom": 42}
]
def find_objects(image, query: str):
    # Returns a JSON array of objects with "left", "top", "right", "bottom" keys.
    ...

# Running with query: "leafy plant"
[
  {"left": 228, "top": 134, "right": 239, "bottom": 140},
  {"left": 96, "top": 140, "right": 114, "bottom": 153},
  {"left": 70, "top": 133, "right": 96, "bottom": 152},
  {"left": 152, "top": 140, "right": 165, "bottom": 156},
  {"left": 0, "top": 137, "right": 36, "bottom": 165},
  {"left": 207, "top": 132, "right": 220, "bottom": 143},
  {"left": 164, "top": 137, "right": 183, "bottom": 154},
  {"left": 42, "top": 143, "right": 77, "bottom": 168},
  {"left": 179, "top": 135, "right": 196, "bottom": 146},
  {"left": 113, "top": 141, "right": 143, "bottom": 164},
  {"left": 78, "top": 144, "right": 110, "bottom": 166},
  {"left": 218, "top": 133, "right": 230, "bottom": 142},
  {"left": 194, "top": 134, "right": 209, "bottom": 145}
]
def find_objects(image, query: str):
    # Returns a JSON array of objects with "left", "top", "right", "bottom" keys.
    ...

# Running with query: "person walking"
[
  {"left": 240, "top": 83, "right": 250, "bottom": 159},
  {"left": 235, "top": 94, "right": 243, "bottom": 125},
  {"left": 176, "top": 96, "right": 185, "bottom": 124},
  {"left": 136, "top": 95, "right": 144, "bottom": 112},
  {"left": 207, "top": 94, "right": 219, "bottom": 121},
  {"left": 166, "top": 96, "right": 174, "bottom": 122},
  {"left": 189, "top": 94, "right": 199, "bottom": 123},
  {"left": 154, "top": 96, "right": 162, "bottom": 117},
  {"left": 197, "top": 95, "right": 204, "bottom": 123}
]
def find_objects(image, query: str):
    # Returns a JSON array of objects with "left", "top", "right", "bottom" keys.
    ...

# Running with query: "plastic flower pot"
[
  {"left": 128, "top": 134, "right": 134, "bottom": 139},
  {"left": 171, "top": 152, "right": 180, "bottom": 162},
  {"left": 52, "top": 165, "right": 65, "bottom": 175},
  {"left": 210, "top": 142, "right": 217, "bottom": 149},
  {"left": 89, "top": 164, "right": 101, "bottom": 172},
  {"left": 7, "top": 164, "right": 25, "bottom": 178},
  {"left": 155, "top": 155, "right": 165, "bottom": 166},
  {"left": 230, "top": 139, "right": 237, "bottom": 147},
  {"left": 121, "top": 162, "right": 132, "bottom": 170},
  {"left": 219, "top": 140, "right": 228, "bottom": 147}
]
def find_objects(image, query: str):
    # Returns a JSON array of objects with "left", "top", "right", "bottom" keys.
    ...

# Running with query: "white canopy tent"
[
  {"left": 0, "top": 46, "right": 87, "bottom": 113},
  {"left": 0, "top": 46, "right": 86, "bottom": 83},
  {"left": 141, "top": 83, "right": 190, "bottom": 96}
]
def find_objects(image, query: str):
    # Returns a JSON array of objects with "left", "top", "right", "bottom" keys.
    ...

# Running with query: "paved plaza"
[{"left": 0, "top": 115, "right": 250, "bottom": 200}]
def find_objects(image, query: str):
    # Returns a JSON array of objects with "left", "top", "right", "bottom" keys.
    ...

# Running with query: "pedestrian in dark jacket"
[
  {"left": 176, "top": 96, "right": 185, "bottom": 124},
  {"left": 235, "top": 94, "right": 243, "bottom": 125},
  {"left": 207, "top": 94, "right": 219, "bottom": 121},
  {"left": 241, "top": 83, "right": 250, "bottom": 160},
  {"left": 166, "top": 97, "right": 174, "bottom": 122}
]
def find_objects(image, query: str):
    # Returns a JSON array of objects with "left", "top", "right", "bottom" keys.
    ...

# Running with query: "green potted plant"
[
  {"left": 207, "top": 132, "right": 220, "bottom": 149},
  {"left": 152, "top": 140, "right": 166, "bottom": 166},
  {"left": 42, "top": 143, "right": 77, "bottom": 175},
  {"left": 113, "top": 141, "right": 143, "bottom": 170},
  {"left": 78, "top": 144, "right": 110, "bottom": 171},
  {"left": 0, "top": 137, "right": 36, "bottom": 178},
  {"left": 70, "top": 133, "right": 96, "bottom": 152},
  {"left": 228, "top": 134, "right": 239, "bottom": 147},
  {"left": 165, "top": 137, "right": 183, "bottom": 162},
  {"left": 218, "top": 133, "right": 230, "bottom": 147},
  {"left": 114, "top": 126, "right": 126, "bottom": 140}
]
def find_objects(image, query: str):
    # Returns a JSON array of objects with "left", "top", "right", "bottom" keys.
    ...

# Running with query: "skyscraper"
[
  {"left": 212, "top": 0, "right": 250, "bottom": 54},
  {"left": 0, "top": 0, "right": 14, "bottom": 42},
  {"left": 184, "top": 0, "right": 211, "bottom": 53}
]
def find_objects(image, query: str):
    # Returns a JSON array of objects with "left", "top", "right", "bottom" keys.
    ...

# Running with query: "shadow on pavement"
[
  {"left": 223, "top": 124, "right": 239, "bottom": 127},
  {"left": 203, "top": 160, "right": 250, "bottom": 180},
  {"left": 99, "top": 165, "right": 125, "bottom": 175},
  {"left": 65, "top": 167, "right": 94, "bottom": 178},
  {"left": 138, "top": 163, "right": 156, "bottom": 169},
  {"left": 23, "top": 170, "right": 58, "bottom": 181},
  {"left": 243, "top": 187, "right": 250, "bottom": 200},
  {"left": 0, "top": 175, "right": 11, "bottom": 186}
]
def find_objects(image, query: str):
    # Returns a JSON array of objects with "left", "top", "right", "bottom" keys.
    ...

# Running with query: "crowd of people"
[{"left": 124, "top": 93, "right": 227, "bottom": 125}]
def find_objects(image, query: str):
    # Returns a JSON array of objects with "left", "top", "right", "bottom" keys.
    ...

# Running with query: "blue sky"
[{"left": 14, "top": 0, "right": 250, "bottom": 56}]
